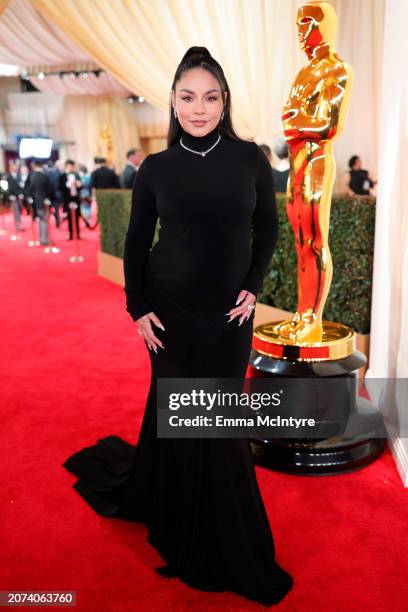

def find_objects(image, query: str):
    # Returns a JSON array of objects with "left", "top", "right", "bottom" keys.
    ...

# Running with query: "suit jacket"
[
  {"left": 27, "top": 170, "right": 55, "bottom": 208},
  {"left": 45, "top": 167, "right": 62, "bottom": 199},
  {"left": 6, "top": 173, "right": 22, "bottom": 197},
  {"left": 121, "top": 163, "right": 138, "bottom": 189},
  {"left": 90, "top": 166, "right": 120, "bottom": 189},
  {"left": 59, "top": 172, "right": 82, "bottom": 210}
]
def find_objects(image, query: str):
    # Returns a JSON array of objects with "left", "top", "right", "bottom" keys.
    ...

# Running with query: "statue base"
[{"left": 248, "top": 321, "right": 386, "bottom": 475}]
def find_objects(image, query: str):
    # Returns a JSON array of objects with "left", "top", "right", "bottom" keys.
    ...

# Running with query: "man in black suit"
[
  {"left": 44, "top": 160, "right": 63, "bottom": 227},
  {"left": 120, "top": 148, "right": 142, "bottom": 189},
  {"left": 27, "top": 160, "right": 55, "bottom": 245},
  {"left": 90, "top": 157, "right": 120, "bottom": 195},
  {"left": 59, "top": 159, "right": 82, "bottom": 240}
]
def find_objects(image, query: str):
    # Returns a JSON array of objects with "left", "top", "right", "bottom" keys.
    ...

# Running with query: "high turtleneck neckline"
[{"left": 180, "top": 125, "right": 221, "bottom": 151}]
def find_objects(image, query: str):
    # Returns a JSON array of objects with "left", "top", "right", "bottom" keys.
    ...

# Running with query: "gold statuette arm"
[{"left": 283, "top": 78, "right": 346, "bottom": 140}]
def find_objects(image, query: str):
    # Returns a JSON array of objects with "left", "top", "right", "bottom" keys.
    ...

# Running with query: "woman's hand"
[
  {"left": 226, "top": 290, "right": 256, "bottom": 325},
  {"left": 136, "top": 312, "right": 165, "bottom": 353}
]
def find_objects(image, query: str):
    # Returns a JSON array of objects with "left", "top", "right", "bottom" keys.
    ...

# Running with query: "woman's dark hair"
[
  {"left": 167, "top": 46, "right": 242, "bottom": 147},
  {"left": 348, "top": 155, "right": 359, "bottom": 169}
]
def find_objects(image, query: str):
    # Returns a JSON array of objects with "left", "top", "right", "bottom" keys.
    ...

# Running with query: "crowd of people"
[
  {"left": 1, "top": 141, "right": 376, "bottom": 248},
  {"left": 0, "top": 148, "right": 143, "bottom": 245}
]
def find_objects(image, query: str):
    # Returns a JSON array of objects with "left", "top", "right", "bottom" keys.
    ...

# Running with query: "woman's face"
[{"left": 172, "top": 67, "right": 227, "bottom": 137}]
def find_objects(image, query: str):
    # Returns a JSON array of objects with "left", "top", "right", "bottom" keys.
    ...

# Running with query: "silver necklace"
[{"left": 179, "top": 133, "right": 221, "bottom": 157}]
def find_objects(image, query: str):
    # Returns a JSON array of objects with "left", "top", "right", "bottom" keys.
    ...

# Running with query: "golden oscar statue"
[
  {"left": 98, "top": 123, "right": 114, "bottom": 167},
  {"left": 253, "top": 0, "right": 356, "bottom": 361},
  {"left": 278, "top": 0, "right": 353, "bottom": 343},
  {"left": 249, "top": 1, "right": 385, "bottom": 474}
]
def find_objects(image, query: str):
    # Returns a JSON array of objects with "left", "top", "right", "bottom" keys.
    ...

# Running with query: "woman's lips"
[{"left": 192, "top": 121, "right": 207, "bottom": 126}]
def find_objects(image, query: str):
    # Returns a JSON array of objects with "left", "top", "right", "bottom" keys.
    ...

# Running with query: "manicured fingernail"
[
  {"left": 159, "top": 324, "right": 165, "bottom": 330},
  {"left": 238, "top": 320, "right": 243, "bottom": 326}
]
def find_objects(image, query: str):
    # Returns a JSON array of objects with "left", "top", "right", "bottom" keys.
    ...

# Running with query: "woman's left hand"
[{"left": 226, "top": 289, "right": 256, "bottom": 326}]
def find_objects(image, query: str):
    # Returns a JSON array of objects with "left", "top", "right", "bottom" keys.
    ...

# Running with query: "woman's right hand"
[{"left": 136, "top": 312, "right": 165, "bottom": 353}]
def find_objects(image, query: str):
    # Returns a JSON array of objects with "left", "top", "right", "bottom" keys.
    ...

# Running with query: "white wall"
[{"left": 366, "top": 0, "right": 408, "bottom": 486}]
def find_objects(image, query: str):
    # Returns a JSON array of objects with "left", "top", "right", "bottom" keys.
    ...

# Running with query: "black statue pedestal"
[{"left": 248, "top": 349, "right": 386, "bottom": 476}]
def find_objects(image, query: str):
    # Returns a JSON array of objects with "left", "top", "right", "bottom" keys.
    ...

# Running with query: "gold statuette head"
[{"left": 297, "top": 1, "right": 337, "bottom": 58}]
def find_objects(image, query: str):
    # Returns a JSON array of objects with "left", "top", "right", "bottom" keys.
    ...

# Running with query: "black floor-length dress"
[{"left": 62, "top": 127, "right": 294, "bottom": 606}]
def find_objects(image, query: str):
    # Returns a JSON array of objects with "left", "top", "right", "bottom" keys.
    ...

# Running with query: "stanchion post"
[
  {"left": 0, "top": 194, "right": 8, "bottom": 236},
  {"left": 27, "top": 197, "right": 40, "bottom": 247},
  {"left": 44, "top": 199, "right": 60, "bottom": 254},
  {"left": 68, "top": 201, "right": 84, "bottom": 263},
  {"left": 9, "top": 195, "right": 21, "bottom": 241},
  {"left": 18, "top": 194, "right": 25, "bottom": 227}
]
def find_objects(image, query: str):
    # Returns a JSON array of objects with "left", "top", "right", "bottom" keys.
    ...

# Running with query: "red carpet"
[{"left": 1, "top": 211, "right": 407, "bottom": 611}]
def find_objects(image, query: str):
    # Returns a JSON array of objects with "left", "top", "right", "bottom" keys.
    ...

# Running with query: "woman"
[
  {"left": 62, "top": 46, "right": 293, "bottom": 606},
  {"left": 341, "top": 155, "right": 377, "bottom": 196}
]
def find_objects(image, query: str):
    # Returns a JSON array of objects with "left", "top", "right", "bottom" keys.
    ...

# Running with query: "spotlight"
[{"left": 138, "top": 96, "right": 144, "bottom": 103}]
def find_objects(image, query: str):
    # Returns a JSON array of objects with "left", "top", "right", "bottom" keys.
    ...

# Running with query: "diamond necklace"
[{"left": 179, "top": 133, "right": 221, "bottom": 157}]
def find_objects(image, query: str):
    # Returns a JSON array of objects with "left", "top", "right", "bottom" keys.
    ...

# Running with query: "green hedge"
[{"left": 98, "top": 189, "right": 375, "bottom": 334}]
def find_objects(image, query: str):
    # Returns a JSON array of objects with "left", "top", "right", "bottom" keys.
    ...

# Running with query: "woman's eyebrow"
[{"left": 179, "top": 89, "right": 220, "bottom": 94}]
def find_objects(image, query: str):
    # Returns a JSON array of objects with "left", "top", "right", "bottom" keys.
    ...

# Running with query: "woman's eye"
[{"left": 180, "top": 96, "right": 218, "bottom": 102}]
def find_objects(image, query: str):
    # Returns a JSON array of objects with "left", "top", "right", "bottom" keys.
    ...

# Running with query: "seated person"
[{"left": 260, "top": 137, "right": 290, "bottom": 195}]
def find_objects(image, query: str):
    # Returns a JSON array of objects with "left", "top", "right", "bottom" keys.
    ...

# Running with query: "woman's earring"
[
  {"left": 173, "top": 108, "right": 177, "bottom": 119},
  {"left": 220, "top": 109, "right": 224, "bottom": 121}
]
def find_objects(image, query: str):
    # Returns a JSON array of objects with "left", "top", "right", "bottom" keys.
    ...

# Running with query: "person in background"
[
  {"left": 27, "top": 159, "right": 55, "bottom": 245},
  {"left": 259, "top": 139, "right": 290, "bottom": 196},
  {"left": 6, "top": 160, "right": 24, "bottom": 232},
  {"left": 90, "top": 157, "right": 120, "bottom": 200},
  {"left": 79, "top": 165, "right": 92, "bottom": 222},
  {"left": 272, "top": 137, "right": 290, "bottom": 194},
  {"left": 59, "top": 160, "right": 82, "bottom": 240},
  {"left": 18, "top": 164, "right": 31, "bottom": 211},
  {"left": 259, "top": 144, "right": 272, "bottom": 162},
  {"left": 44, "top": 160, "right": 62, "bottom": 227},
  {"left": 121, "top": 148, "right": 143, "bottom": 189},
  {"left": 341, "top": 155, "right": 377, "bottom": 196}
]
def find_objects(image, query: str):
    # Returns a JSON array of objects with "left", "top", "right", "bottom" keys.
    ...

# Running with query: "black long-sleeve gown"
[{"left": 62, "top": 126, "right": 294, "bottom": 606}]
